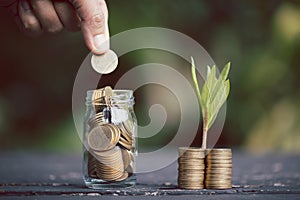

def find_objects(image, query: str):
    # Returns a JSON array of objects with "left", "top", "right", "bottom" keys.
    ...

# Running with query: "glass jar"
[{"left": 83, "top": 88, "right": 137, "bottom": 189}]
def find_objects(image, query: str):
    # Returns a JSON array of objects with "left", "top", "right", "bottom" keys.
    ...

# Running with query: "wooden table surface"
[{"left": 0, "top": 150, "right": 299, "bottom": 199}]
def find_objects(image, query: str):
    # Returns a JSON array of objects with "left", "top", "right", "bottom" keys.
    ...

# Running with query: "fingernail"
[
  {"left": 21, "top": 0, "right": 31, "bottom": 11},
  {"left": 93, "top": 34, "right": 109, "bottom": 54}
]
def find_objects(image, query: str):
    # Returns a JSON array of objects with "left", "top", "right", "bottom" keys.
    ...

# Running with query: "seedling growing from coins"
[{"left": 191, "top": 58, "right": 231, "bottom": 149}]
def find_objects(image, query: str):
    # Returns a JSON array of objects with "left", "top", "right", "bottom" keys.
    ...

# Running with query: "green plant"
[{"left": 191, "top": 57, "right": 231, "bottom": 149}]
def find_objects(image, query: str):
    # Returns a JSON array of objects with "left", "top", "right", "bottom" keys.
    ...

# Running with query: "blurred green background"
[{"left": 0, "top": 0, "right": 299, "bottom": 153}]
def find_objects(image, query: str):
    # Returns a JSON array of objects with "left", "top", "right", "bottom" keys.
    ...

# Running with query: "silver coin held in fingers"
[{"left": 91, "top": 50, "right": 118, "bottom": 74}]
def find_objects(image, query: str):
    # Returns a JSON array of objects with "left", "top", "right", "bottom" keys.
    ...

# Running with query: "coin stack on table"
[
  {"left": 86, "top": 86, "right": 134, "bottom": 182},
  {"left": 178, "top": 148, "right": 205, "bottom": 189},
  {"left": 205, "top": 149, "right": 232, "bottom": 189}
]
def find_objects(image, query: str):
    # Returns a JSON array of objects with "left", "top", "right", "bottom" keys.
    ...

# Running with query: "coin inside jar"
[
  {"left": 91, "top": 50, "right": 118, "bottom": 74},
  {"left": 87, "top": 125, "right": 120, "bottom": 151}
]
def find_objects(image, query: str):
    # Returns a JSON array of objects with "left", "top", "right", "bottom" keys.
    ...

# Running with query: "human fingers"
[
  {"left": 69, "top": 0, "right": 109, "bottom": 54},
  {"left": 29, "top": 0, "right": 63, "bottom": 33},
  {"left": 53, "top": 0, "right": 81, "bottom": 32},
  {"left": 18, "top": 0, "right": 43, "bottom": 36}
]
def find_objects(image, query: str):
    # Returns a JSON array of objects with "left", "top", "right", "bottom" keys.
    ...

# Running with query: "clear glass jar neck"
[{"left": 86, "top": 89, "right": 134, "bottom": 106}]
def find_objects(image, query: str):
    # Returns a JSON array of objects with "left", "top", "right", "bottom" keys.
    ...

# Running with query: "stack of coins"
[
  {"left": 87, "top": 86, "right": 134, "bottom": 182},
  {"left": 205, "top": 149, "right": 232, "bottom": 189},
  {"left": 178, "top": 148, "right": 205, "bottom": 189}
]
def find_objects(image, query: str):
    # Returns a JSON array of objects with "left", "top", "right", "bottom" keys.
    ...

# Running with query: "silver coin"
[{"left": 91, "top": 50, "right": 118, "bottom": 74}]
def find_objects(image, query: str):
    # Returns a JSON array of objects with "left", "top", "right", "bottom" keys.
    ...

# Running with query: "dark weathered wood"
[{"left": 0, "top": 150, "right": 299, "bottom": 199}]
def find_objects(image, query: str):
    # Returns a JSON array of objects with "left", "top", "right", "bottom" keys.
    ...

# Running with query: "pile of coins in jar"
[
  {"left": 178, "top": 148, "right": 232, "bottom": 190},
  {"left": 87, "top": 86, "right": 134, "bottom": 182}
]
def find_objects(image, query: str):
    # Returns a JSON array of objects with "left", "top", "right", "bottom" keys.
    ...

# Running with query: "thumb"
[{"left": 70, "top": 0, "right": 109, "bottom": 54}]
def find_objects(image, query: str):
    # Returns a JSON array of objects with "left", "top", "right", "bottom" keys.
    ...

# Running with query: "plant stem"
[
  {"left": 202, "top": 110, "right": 208, "bottom": 149},
  {"left": 202, "top": 126, "right": 207, "bottom": 150}
]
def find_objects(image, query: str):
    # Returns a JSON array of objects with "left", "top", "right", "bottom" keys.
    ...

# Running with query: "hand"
[{"left": 1, "top": 0, "right": 109, "bottom": 54}]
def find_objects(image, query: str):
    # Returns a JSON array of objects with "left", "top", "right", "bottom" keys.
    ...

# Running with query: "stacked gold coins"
[
  {"left": 86, "top": 86, "right": 134, "bottom": 182},
  {"left": 178, "top": 148, "right": 205, "bottom": 189},
  {"left": 205, "top": 149, "right": 232, "bottom": 189}
]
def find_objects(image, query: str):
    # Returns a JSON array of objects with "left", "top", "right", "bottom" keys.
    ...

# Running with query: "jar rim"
[
  {"left": 86, "top": 89, "right": 134, "bottom": 105},
  {"left": 86, "top": 89, "right": 133, "bottom": 95}
]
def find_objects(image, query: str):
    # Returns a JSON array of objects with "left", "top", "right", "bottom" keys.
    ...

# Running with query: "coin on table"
[{"left": 91, "top": 50, "right": 118, "bottom": 74}]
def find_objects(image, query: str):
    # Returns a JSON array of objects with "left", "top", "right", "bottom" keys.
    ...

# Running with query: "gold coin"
[
  {"left": 87, "top": 153, "right": 98, "bottom": 178},
  {"left": 206, "top": 167, "right": 232, "bottom": 171},
  {"left": 206, "top": 156, "right": 232, "bottom": 161},
  {"left": 122, "top": 120, "right": 133, "bottom": 135},
  {"left": 178, "top": 170, "right": 204, "bottom": 174},
  {"left": 93, "top": 149, "right": 122, "bottom": 171},
  {"left": 178, "top": 171, "right": 205, "bottom": 175},
  {"left": 206, "top": 170, "right": 232, "bottom": 175},
  {"left": 205, "top": 178, "right": 232, "bottom": 183},
  {"left": 206, "top": 163, "right": 232, "bottom": 168},
  {"left": 95, "top": 151, "right": 124, "bottom": 181},
  {"left": 115, "top": 172, "right": 129, "bottom": 182},
  {"left": 179, "top": 182, "right": 204, "bottom": 186},
  {"left": 88, "top": 126, "right": 113, "bottom": 151},
  {"left": 88, "top": 125, "right": 119, "bottom": 151},
  {"left": 205, "top": 183, "right": 232, "bottom": 188},
  {"left": 206, "top": 155, "right": 232, "bottom": 159},
  {"left": 119, "top": 127, "right": 133, "bottom": 143},
  {"left": 95, "top": 111, "right": 104, "bottom": 117},
  {"left": 179, "top": 152, "right": 205, "bottom": 159},
  {"left": 178, "top": 147, "right": 207, "bottom": 189},
  {"left": 92, "top": 86, "right": 113, "bottom": 102},
  {"left": 178, "top": 163, "right": 205, "bottom": 167},
  {"left": 179, "top": 165, "right": 205, "bottom": 169},
  {"left": 126, "top": 162, "right": 134, "bottom": 174},
  {"left": 178, "top": 181, "right": 204, "bottom": 185},
  {"left": 121, "top": 149, "right": 130, "bottom": 169},
  {"left": 179, "top": 147, "right": 205, "bottom": 154},
  {"left": 205, "top": 184, "right": 232, "bottom": 189},
  {"left": 179, "top": 161, "right": 205, "bottom": 165},
  {"left": 206, "top": 148, "right": 231, "bottom": 154},
  {"left": 206, "top": 159, "right": 232, "bottom": 164},
  {"left": 105, "top": 124, "right": 121, "bottom": 146},
  {"left": 178, "top": 185, "right": 204, "bottom": 190},
  {"left": 179, "top": 157, "right": 205, "bottom": 161},
  {"left": 205, "top": 174, "right": 232, "bottom": 179},
  {"left": 93, "top": 146, "right": 119, "bottom": 157},
  {"left": 88, "top": 114, "right": 106, "bottom": 129},
  {"left": 129, "top": 151, "right": 134, "bottom": 161},
  {"left": 92, "top": 86, "right": 113, "bottom": 113},
  {"left": 179, "top": 177, "right": 205, "bottom": 181},
  {"left": 119, "top": 137, "right": 132, "bottom": 150},
  {"left": 178, "top": 180, "right": 204, "bottom": 183}
]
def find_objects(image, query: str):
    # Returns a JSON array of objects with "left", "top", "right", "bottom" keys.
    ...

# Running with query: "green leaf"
[
  {"left": 191, "top": 57, "right": 202, "bottom": 106},
  {"left": 208, "top": 81, "right": 229, "bottom": 129},
  {"left": 206, "top": 65, "right": 217, "bottom": 93},
  {"left": 220, "top": 62, "right": 231, "bottom": 81},
  {"left": 190, "top": 59, "right": 231, "bottom": 148}
]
